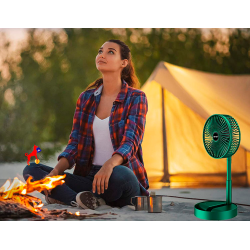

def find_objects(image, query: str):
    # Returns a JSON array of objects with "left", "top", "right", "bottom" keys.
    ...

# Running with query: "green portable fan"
[{"left": 194, "top": 114, "right": 241, "bottom": 220}]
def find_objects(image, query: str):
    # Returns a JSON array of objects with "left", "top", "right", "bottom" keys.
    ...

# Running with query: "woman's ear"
[{"left": 122, "top": 59, "right": 128, "bottom": 67}]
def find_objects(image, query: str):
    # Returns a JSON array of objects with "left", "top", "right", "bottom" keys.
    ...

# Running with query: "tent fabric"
[{"left": 141, "top": 61, "right": 250, "bottom": 188}]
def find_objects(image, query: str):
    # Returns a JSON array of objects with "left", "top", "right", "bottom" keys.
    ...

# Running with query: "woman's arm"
[
  {"left": 111, "top": 92, "right": 148, "bottom": 164},
  {"left": 104, "top": 153, "right": 124, "bottom": 169},
  {"left": 57, "top": 91, "right": 85, "bottom": 169},
  {"left": 54, "top": 157, "right": 70, "bottom": 174}
]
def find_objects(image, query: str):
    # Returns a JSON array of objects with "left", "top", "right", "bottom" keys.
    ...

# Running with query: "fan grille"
[{"left": 203, "top": 114, "right": 240, "bottom": 158}]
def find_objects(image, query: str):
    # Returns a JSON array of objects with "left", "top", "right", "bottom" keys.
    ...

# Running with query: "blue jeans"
[{"left": 22, "top": 162, "right": 141, "bottom": 208}]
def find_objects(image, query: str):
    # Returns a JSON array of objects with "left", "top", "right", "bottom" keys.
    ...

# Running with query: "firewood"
[
  {"left": 0, "top": 200, "right": 35, "bottom": 218},
  {"left": 0, "top": 193, "right": 118, "bottom": 220}
]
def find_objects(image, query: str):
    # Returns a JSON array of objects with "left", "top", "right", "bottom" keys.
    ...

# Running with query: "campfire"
[{"left": 0, "top": 175, "right": 117, "bottom": 220}]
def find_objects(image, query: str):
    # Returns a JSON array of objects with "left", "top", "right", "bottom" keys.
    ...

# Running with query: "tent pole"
[{"left": 160, "top": 86, "right": 170, "bottom": 184}]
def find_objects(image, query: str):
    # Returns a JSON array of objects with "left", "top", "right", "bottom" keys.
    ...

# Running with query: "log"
[{"left": 0, "top": 200, "right": 35, "bottom": 218}]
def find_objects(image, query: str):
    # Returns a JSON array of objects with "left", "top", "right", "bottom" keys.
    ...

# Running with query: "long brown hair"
[{"left": 84, "top": 39, "right": 140, "bottom": 91}]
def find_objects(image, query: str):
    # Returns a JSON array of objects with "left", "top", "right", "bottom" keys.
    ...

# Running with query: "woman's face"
[{"left": 95, "top": 41, "right": 127, "bottom": 73}]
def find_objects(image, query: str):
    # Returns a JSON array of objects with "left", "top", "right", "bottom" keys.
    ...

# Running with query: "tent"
[{"left": 140, "top": 61, "right": 250, "bottom": 189}]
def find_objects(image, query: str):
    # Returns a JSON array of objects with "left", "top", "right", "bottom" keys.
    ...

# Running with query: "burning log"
[
  {"left": 0, "top": 201, "right": 118, "bottom": 221},
  {"left": 0, "top": 200, "right": 34, "bottom": 219},
  {"left": 0, "top": 175, "right": 66, "bottom": 218},
  {"left": 0, "top": 196, "right": 118, "bottom": 221},
  {"left": 0, "top": 176, "right": 118, "bottom": 220}
]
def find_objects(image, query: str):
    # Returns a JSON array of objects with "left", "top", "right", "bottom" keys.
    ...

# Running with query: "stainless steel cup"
[
  {"left": 131, "top": 196, "right": 148, "bottom": 211},
  {"left": 147, "top": 195, "right": 163, "bottom": 213}
]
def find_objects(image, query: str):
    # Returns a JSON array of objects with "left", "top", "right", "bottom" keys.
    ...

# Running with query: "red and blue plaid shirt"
[{"left": 58, "top": 79, "right": 149, "bottom": 196}]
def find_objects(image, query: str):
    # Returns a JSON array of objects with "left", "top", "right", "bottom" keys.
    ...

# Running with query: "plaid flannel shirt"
[{"left": 58, "top": 79, "right": 149, "bottom": 196}]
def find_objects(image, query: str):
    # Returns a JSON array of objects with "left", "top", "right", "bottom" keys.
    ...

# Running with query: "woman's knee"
[
  {"left": 109, "top": 165, "right": 138, "bottom": 185},
  {"left": 23, "top": 162, "right": 41, "bottom": 180}
]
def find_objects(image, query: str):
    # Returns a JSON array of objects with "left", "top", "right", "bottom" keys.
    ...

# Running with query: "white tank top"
[{"left": 92, "top": 115, "right": 115, "bottom": 166}]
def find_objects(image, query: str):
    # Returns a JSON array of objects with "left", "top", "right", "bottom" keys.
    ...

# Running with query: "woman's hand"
[
  {"left": 92, "top": 163, "right": 114, "bottom": 195},
  {"left": 43, "top": 168, "right": 60, "bottom": 196}
]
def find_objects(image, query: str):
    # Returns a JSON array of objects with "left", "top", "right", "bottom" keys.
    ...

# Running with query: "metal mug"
[
  {"left": 131, "top": 196, "right": 148, "bottom": 211},
  {"left": 147, "top": 195, "right": 163, "bottom": 213}
]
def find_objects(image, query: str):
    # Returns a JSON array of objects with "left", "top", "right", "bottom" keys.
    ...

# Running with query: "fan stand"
[{"left": 194, "top": 157, "right": 238, "bottom": 220}]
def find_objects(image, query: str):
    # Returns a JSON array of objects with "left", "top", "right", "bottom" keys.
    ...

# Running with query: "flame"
[
  {"left": 0, "top": 174, "right": 66, "bottom": 217},
  {"left": 75, "top": 211, "right": 80, "bottom": 216},
  {"left": 0, "top": 175, "right": 66, "bottom": 199}
]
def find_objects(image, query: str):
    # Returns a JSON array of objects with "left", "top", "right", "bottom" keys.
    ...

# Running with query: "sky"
[{"left": 0, "top": 28, "right": 61, "bottom": 52}]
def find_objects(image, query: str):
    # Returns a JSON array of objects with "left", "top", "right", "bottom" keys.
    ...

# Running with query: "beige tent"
[{"left": 141, "top": 61, "right": 250, "bottom": 189}]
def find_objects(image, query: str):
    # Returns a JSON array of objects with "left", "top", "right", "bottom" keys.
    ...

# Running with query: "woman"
[{"left": 23, "top": 39, "right": 149, "bottom": 210}]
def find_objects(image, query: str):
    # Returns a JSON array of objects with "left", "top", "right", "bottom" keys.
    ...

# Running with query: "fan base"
[{"left": 194, "top": 201, "right": 237, "bottom": 220}]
